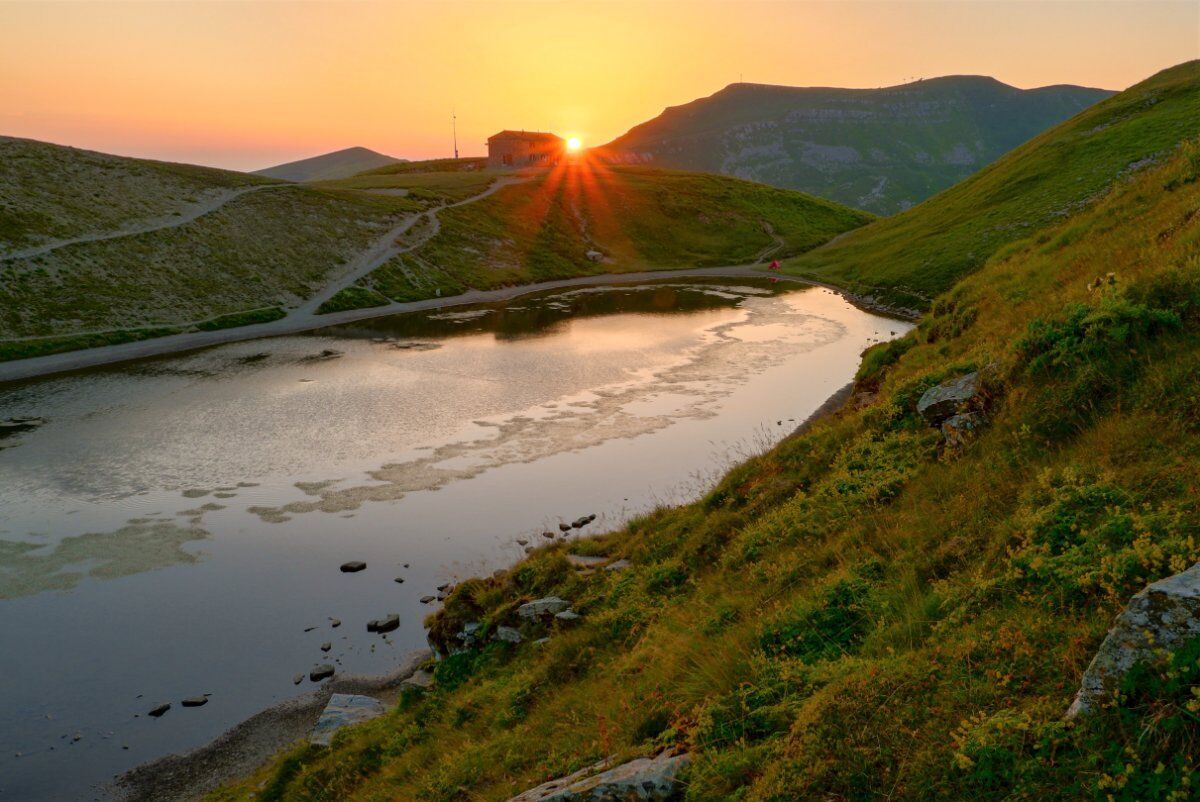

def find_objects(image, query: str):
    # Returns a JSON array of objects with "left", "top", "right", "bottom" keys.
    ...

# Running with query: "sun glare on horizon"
[{"left": 567, "top": 136, "right": 582, "bottom": 152}]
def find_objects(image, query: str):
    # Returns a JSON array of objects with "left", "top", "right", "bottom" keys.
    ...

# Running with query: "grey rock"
[
  {"left": 566, "top": 554, "right": 608, "bottom": 568},
  {"left": 394, "top": 577, "right": 405, "bottom": 583},
  {"left": 368, "top": 614, "right": 399, "bottom": 634},
  {"left": 330, "top": 618, "right": 341, "bottom": 628},
  {"left": 941, "top": 411, "right": 986, "bottom": 447},
  {"left": 516, "top": 538, "right": 529, "bottom": 546},
  {"left": 309, "top": 664, "right": 335, "bottom": 682},
  {"left": 339, "top": 561, "right": 367, "bottom": 573},
  {"left": 320, "top": 642, "right": 332, "bottom": 652},
  {"left": 585, "top": 249, "right": 604, "bottom": 262},
  {"left": 518, "top": 597, "right": 571, "bottom": 620},
  {"left": 494, "top": 626, "right": 523, "bottom": 644},
  {"left": 558, "top": 523, "right": 571, "bottom": 532},
  {"left": 1067, "top": 562, "right": 1200, "bottom": 718},
  {"left": 506, "top": 750, "right": 691, "bottom": 801},
  {"left": 420, "top": 595, "right": 436, "bottom": 604},
  {"left": 147, "top": 703, "right": 170, "bottom": 718},
  {"left": 916, "top": 372, "right": 979, "bottom": 425},
  {"left": 310, "top": 693, "right": 386, "bottom": 747},
  {"left": 542, "top": 531, "right": 556, "bottom": 539},
  {"left": 604, "top": 559, "right": 631, "bottom": 572},
  {"left": 400, "top": 669, "right": 434, "bottom": 693},
  {"left": 292, "top": 673, "right": 304, "bottom": 685},
  {"left": 181, "top": 696, "right": 208, "bottom": 708},
  {"left": 554, "top": 609, "right": 581, "bottom": 623}
]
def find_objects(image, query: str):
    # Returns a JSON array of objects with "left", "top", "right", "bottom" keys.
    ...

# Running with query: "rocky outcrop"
[
  {"left": 310, "top": 694, "right": 386, "bottom": 746},
  {"left": 506, "top": 751, "right": 691, "bottom": 802},
  {"left": 941, "top": 412, "right": 985, "bottom": 448},
  {"left": 1067, "top": 562, "right": 1200, "bottom": 718},
  {"left": 518, "top": 597, "right": 571, "bottom": 620},
  {"left": 916, "top": 372, "right": 979, "bottom": 425}
]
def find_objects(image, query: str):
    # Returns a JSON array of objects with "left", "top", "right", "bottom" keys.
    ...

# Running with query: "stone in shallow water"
[
  {"left": 147, "top": 703, "right": 170, "bottom": 718},
  {"left": 310, "top": 693, "right": 386, "bottom": 747},
  {"left": 505, "top": 751, "right": 691, "bottom": 801},
  {"left": 340, "top": 561, "right": 366, "bottom": 573},
  {"left": 1067, "top": 562, "right": 1200, "bottom": 717},
  {"left": 180, "top": 696, "right": 208, "bottom": 708},
  {"left": 309, "top": 664, "right": 335, "bottom": 682}
]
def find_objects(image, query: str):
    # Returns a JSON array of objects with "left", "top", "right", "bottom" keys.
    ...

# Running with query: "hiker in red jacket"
[{"left": 768, "top": 259, "right": 781, "bottom": 271}]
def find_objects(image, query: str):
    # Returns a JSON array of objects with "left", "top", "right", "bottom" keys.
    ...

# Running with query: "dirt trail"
[
  {"left": 1, "top": 184, "right": 295, "bottom": 261},
  {"left": 297, "top": 176, "right": 527, "bottom": 315}
]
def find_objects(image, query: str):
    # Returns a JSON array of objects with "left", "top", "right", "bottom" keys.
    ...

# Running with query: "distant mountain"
[
  {"left": 601, "top": 76, "right": 1114, "bottom": 213},
  {"left": 253, "top": 146, "right": 404, "bottom": 182}
]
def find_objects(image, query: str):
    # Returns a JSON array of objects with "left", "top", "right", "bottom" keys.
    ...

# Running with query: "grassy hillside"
[
  {"left": 790, "top": 60, "right": 1200, "bottom": 308},
  {"left": 0, "top": 138, "right": 425, "bottom": 357},
  {"left": 253, "top": 146, "right": 404, "bottom": 182},
  {"left": 602, "top": 76, "right": 1112, "bottom": 214},
  {"left": 0, "top": 136, "right": 271, "bottom": 254},
  {"left": 340, "top": 163, "right": 872, "bottom": 304},
  {"left": 316, "top": 159, "right": 498, "bottom": 203},
  {"left": 210, "top": 74, "right": 1200, "bottom": 800}
]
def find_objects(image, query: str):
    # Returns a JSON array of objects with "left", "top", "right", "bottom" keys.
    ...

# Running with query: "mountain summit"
[
  {"left": 601, "top": 75, "right": 1113, "bottom": 213},
  {"left": 253, "top": 146, "right": 403, "bottom": 182}
]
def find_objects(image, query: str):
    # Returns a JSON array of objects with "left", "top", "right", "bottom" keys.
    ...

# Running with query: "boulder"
[
  {"left": 566, "top": 554, "right": 609, "bottom": 569},
  {"left": 309, "top": 664, "right": 335, "bottom": 682},
  {"left": 147, "top": 703, "right": 170, "bottom": 718},
  {"left": 518, "top": 597, "right": 571, "bottom": 620},
  {"left": 339, "top": 561, "right": 367, "bottom": 573},
  {"left": 558, "top": 523, "right": 572, "bottom": 533},
  {"left": 506, "top": 751, "right": 691, "bottom": 801},
  {"left": 400, "top": 669, "right": 434, "bottom": 693},
  {"left": 554, "top": 609, "right": 581, "bottom": 623},
  {"left": 585, "top": 249, "right": 604, "bottom": 262},
  {"left": 494, "top": 626, "right": 523, "bottom": 644},
  {"left": 310, "top": 693, "right": 386, "bottom": 747},
  {"left": 420, "top": 595, "right": 436, "bottom": 604},
  {"left": 320, "top": 642, "right": 332, "bottom": 652},
  {"left": 916, "top": 372, "right": 979, "bottom": 425},
  {"left": 1067, "top": 562, "right": 1200, "bottom": 718},
  {"left": 180, "top": 696, "right": 208, "bottom": 708},
  {"left": 941, "top": 412, "right": 986, "bottom": 448}
]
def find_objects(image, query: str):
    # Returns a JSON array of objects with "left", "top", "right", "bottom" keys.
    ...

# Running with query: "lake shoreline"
[
  {"left": 110, "top": 374, "right": 865, "bottom": 802},
  {"left": 113, "top": 650, "right": 431, "bottom": 802},
  {"left": 0, "top": 268, "right": 917, "bottom": 386}
]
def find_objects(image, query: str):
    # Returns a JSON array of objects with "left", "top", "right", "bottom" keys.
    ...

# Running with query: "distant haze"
[{"left": 0, "top": 0, "right": 1196, "bottom": 171}]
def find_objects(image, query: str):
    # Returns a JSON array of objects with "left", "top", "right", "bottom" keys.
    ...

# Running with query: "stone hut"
[{"left": 487, "top": 131, "right": 564, "bottom": 168}]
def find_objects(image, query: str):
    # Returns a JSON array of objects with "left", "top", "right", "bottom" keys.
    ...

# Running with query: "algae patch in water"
[{"left": 0, "top": 521, "right": 209, "bottom": 599}]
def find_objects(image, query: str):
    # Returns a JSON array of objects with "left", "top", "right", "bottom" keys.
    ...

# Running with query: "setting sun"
[{"left": 566, "top": 136, "right": 582, "bottom": 152}]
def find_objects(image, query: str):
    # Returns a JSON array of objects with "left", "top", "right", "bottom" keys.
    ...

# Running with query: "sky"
[{"left": 1, "top": 1, "right": 1197, "bottom": 172}]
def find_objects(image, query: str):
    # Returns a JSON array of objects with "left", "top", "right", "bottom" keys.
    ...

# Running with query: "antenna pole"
[{"left": 452, "top": 112, "right": 459, "bottom": 160}]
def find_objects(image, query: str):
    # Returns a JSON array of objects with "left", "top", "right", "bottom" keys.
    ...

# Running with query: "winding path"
[{"left": 0, "top": 184, "right": 293, "bottom": 261}]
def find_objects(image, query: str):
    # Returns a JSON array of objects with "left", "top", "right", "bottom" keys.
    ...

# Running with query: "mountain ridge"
[{"left": 602, "top": 74, "right": 1115, "bottom": 213}]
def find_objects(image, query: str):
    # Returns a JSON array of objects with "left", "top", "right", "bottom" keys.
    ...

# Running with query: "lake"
[{"left": 0, "top": 278, "right": 909, "bottom": 800}]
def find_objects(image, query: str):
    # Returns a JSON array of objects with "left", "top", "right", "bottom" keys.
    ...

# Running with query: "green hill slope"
[
  {"left": 326, "top": 163, "right": 872, "bottom": 307},
  {"left": 790, "top": 60, "right": 1200, "bottom": 308},
  {"left": 208, "top": 65, "right": 1200, "bottom": 801},
  {"left": 602, "top": 76, "right": 1112, "bottom": 214}
]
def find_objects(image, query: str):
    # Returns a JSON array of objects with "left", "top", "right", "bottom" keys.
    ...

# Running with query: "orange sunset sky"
[{"left": 1, "top": 1, "right": 1197, "bottom": 172}]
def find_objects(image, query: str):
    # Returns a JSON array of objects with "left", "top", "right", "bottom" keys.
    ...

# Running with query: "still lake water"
[{"left": 0, "top": 279, "right": 909, "bottom": 800}]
